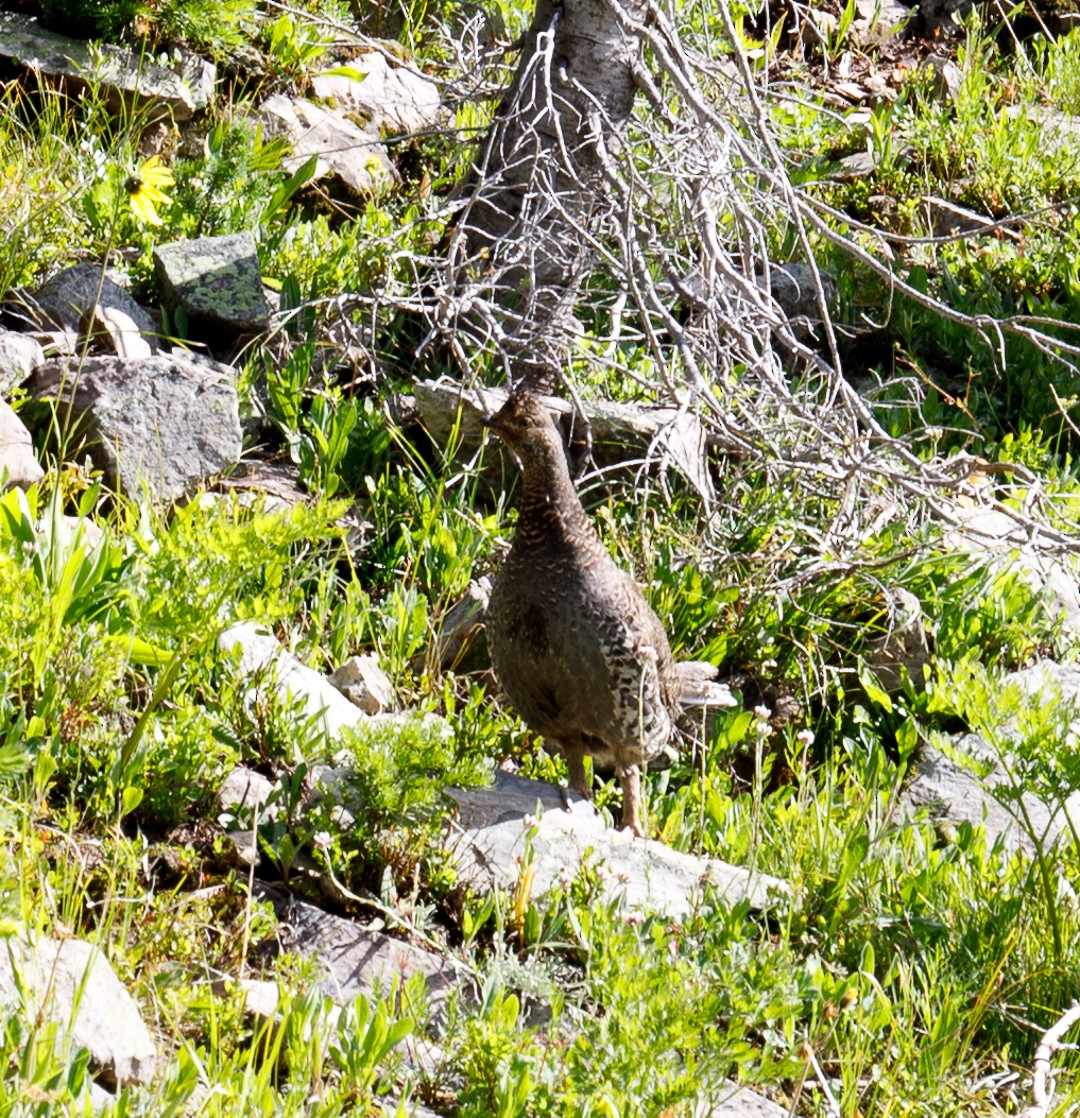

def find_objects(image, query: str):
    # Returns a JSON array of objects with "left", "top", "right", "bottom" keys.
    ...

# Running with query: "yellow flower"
[{"left": 124, "top": 155, "right": 174, "bottom": 227}]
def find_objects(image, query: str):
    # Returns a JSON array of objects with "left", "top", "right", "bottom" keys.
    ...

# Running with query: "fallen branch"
[{"left": 1021, "top": 1001, "right": 1080, "bottom": 1118}]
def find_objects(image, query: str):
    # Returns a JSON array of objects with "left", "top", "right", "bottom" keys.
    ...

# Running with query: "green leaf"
[
  {"left": 121, "top": 785, "right": 144, "bottom": 816},
  {"left": 317, "top": 66, "right": 368, "bottom": 82},
  {"left": 858, "top": 664, "right": 893, "bottom": 713},
  {"left": 264, "top": 155, "right": 318, "bottom": 224}
]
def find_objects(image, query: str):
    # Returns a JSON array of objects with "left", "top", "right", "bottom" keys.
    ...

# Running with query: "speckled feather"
[{"left": 484, "top": 391, "right": 681, "bottom": 834}]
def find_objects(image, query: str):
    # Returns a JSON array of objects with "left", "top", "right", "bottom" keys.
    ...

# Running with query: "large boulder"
[
  {"left": 445, "top": 771, "right": 790, "bottom": 919},
  {"left": 26, "top": 350, "right": 241, "bottom": 501}
]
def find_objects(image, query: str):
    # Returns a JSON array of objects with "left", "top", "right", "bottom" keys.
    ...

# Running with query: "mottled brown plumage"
[{"left": 483, "top": 391, "right": 681, "bottom": 837}]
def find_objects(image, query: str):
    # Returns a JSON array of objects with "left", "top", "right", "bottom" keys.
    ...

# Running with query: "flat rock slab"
[
  {"left": 0, "top": 398, "right": 44, "bottom": 488},
  {"left": 445, "top": 772, "right": 789, "bottom": 918},
  {"left": 0, "top": 12, "right": 198, "bottom": 119},
  {"left": 412, "top": 379, "right": 713, "bottom": 498},
  {"left": 154, "top": 232, "right": 269, "bottom": 338},
  {"left": 0, "top": 934, "right": 156, "bottom": 1086},
  {"left": 267, "top": 892, "right": 465, "bottom": 1009},
  {"left": 311, "top": 53, "right": 445, "bottom": 135},
  {"left": 26, "top": 350, "right": 241, "bottom": 502},
  {"left": 259, "top": 94, "right": 398, "bottom": 197}
]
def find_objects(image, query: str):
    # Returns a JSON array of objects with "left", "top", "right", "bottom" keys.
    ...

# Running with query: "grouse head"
[{"left": 481, "top": 391, "right": 564, "bottom": 468}]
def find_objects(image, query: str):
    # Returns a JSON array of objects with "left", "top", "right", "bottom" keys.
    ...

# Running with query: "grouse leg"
[
  {"left": 561, "top": 747, "right": 592, "bottom": 811},
  {"left": 617, "top": 763, "right": 645, "bottom": 838}
]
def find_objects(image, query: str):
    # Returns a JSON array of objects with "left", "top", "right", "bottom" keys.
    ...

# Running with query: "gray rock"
[
  {"left": 0, "top": 12, "right": 199, "bottom": 119},
  {"left": 0, "top": 398, "right": 44, "bottom": 488},
  {"left": 900, "top": 736, "right": 1080, "bottom": 858},
  {"left": 864, "top": 587, "right": 931, "bottom": 692},
  {"left": 412, "top": 380, "right": 713, "bottom": 498},
  {"left": 697, "top": 1081, "right": 791, "bottom": 1116},
  {"left": 217, "top": 460, "right": 309, "bottom": 510},
  {"left": 219, "top": 765, "right": 278, "bottom": 823},
  {"left": 942, "top": 503, "right": 1080, "bottom": 638},
  {"left": 172, "top": 46, "right": 216, "bottom": 111},
  {"left": 310, "top": 52, "right": 445, "bottom": 136},
  {"left": 258, "top": 93, "right": 399, "bottom": 197},
  {"left": 0, "top": 329, "right": 45, "bottom": 391},
  {"left": 431, "top": 578, "right": 491, "bottom": 672},
  {"left": 22, "top": 329, "right": 80, "bottom": 359},
  {"left": 268, "top": 893, "right": 465, "bottom": 1009},
  {"left": 30, "top": 263, "right": 160, "bottom": 346},
  {"left": 445, "top": 771, "right": 789, "bottom": 919},
  {"left": 762, "top": 263, "right": 837, "bottom": 321},
  {"left": 1007, "top": 659, "right": 1080, "bottom": 716},
  {"left": 304, "top": 763, "right": 358, "bottom": 830},
  {"left": 922, "top": 52, "right": 964, "bottom": 101},
  {"left": 852, "top": 0, "right": 911, "bottom": 46},
  {"left": 0, "top": 934, "right": 157, "bottom": 1087},
  {"left": 26, "top": 350, "right": 241, "bottom": 502},
  {"left": 922, "top": 196, "right": 997, "bottom": 238},
  {"left": 384, "top": 1103, "right": 441, "bottom": 1118},
  {"left": 219, "top": 624, "right": 453, "bottom": 752},
  {"left": 212, "top": 977, "right": 282, "bottom": 1020},
  {"left": 1006, "top": 103, "right": 1080, "bottom": 143},
  {"left": 154, "top": 232, "right": 270, "bottom": 338},
  {"left": 39, "top": 513, "right": 105, "bottom": 553},
  {"left": 223, "top": 828, "right": 261, "bottom": 869},
  {"left": 219, "top": 622, "right": 368, "bottom": 741},
  {"left": 835, "top": 150, "right": 878, "bottom": 177},
  {"left": 328, "top": 654, "right": 398, "bottom": 714}
]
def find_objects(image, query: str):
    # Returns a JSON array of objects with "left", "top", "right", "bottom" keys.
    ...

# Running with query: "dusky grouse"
[{"left": 483, "top": 390, "right": 681, "bottom": 837}]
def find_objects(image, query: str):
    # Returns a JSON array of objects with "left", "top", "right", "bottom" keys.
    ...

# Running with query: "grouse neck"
[{"left": 515, "top": 438, "right": 597, "bottom": 549}]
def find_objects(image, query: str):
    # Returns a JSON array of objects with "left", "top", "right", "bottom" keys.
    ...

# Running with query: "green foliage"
[
  {"left": 455, "top": 984, "right": 540, "bottom": 1118},
  {"left": 0, "top": 1013, "right": 96, "bottom": 1117},
  {"left": 0, "top": 81, "right": 112, "bottom": 291},
  {"left": 148, "top": 0, "right": 258, "bottom": 61},
  {"left": 782, "top": 18, "right": 1080, "bottom": 441},
  {"left": 341, "top": 715, "right": 489, "bottom": 833},
  {"left": 262, "top": 13, "right": 332, "bottom": 85},
  {"left": 165, "top": 118, "right": 296, "bottom": 241},
  {"left": 38, "top": 0, "right": 140, "bottom": 40}
]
